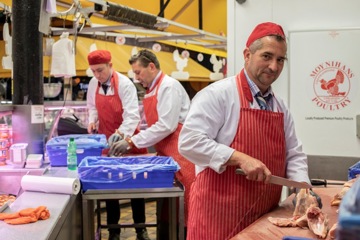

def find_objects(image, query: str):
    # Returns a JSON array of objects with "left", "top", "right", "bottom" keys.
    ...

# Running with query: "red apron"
[
  {"left": 96, "top": 72, "right": 147, "bottom": 155},
  {"left": 142, "top": 73, "right": 195, "bottom": 225},
  {"left": 187, "top": 70, "right": 286, "bottom": 240}
]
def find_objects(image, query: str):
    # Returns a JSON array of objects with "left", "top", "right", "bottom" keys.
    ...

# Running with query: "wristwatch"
[{"left": 125, "top": 137, "right": 134, "bottom": 150}]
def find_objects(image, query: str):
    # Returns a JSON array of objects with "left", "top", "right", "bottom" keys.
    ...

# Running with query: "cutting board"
[{"left": 231, "top": 187, "right": 341, "bottom": 240}]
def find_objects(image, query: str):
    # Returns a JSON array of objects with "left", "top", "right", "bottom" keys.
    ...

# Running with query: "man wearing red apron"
[
  {"left": 178, "top": 22, "right": 313, "bottom": 239},
  {"left": 109, "top": 49, "right": 195, "bottom": 238},
  {"left": 86, "top": 50, "right": 149, "bottom": 240}
]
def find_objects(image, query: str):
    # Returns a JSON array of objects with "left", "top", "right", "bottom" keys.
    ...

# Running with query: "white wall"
[{"left": 227, "top": 0, "right": 360, "bottom": 157}]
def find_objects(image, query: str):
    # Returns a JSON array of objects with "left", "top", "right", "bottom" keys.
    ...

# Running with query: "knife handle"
[
  {"left": 235, "top": 168, "right": 246, "bottom": 175},
  {"left": 310, "top": 179, "right": 327, "bottom": 186}
]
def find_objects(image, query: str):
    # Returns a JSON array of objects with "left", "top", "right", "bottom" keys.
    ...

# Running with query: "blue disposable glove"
[
  {"left": 108, "top": 132, "right": 123, "bottom": 146},
  {"left": 109, "top": 139, "right": 130, "bottom": 156}
]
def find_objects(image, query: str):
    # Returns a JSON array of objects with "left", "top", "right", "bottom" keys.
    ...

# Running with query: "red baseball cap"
[
  {"left": 246, "top": 22, "right": 285, "bottom": 47},
  {"left": 87, "top": 50, "right": 111, "bottom": 65}
]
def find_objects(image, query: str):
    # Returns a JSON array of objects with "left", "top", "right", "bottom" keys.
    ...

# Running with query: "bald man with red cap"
[
  {"left": 179, "top": 22, "right": 316, "bottom": 239},
  {"left": 86, "top": 50, "right": 150, "bottom": 240}
]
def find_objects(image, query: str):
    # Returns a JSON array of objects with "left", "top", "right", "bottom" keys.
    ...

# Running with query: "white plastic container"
[
  {"left": 25, "top": 154, "right": 43, "bottom": 169},
  {"left": 9, "top": 143, "right": 28, "bottom": 168}
]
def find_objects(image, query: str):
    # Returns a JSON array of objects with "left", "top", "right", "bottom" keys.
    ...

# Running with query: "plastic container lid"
[{"left": 46, "top": 134, "right": 107, "bottom": 149}]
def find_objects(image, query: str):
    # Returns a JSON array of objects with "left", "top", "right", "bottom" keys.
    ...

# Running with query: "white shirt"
[
  {"left": 86, "top": 71, "right": 140, "bottom": 137},
  {"left": 178, "top": 75, "right": 310, "bottom": 184},
  {"left": 132, "top": 73, "right": 190, "bottom": 148}
]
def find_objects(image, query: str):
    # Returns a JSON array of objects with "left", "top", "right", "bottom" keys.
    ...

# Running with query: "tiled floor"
[{"left": 98, "top": 200, "right": 157, "bottom": 240}]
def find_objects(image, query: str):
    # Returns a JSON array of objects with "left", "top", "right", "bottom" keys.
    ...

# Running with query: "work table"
[{"left": 231, "top": 187, "right": 341, "bottom": 240}]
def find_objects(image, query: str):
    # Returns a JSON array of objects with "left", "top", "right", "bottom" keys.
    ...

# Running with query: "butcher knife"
[{"left": 235, "top": 168, "right": 312, "bottom": 189}]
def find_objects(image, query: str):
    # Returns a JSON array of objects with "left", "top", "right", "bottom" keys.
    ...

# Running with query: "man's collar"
[{"left": 244, "top": 69, "right": 273, "bottom": 97}]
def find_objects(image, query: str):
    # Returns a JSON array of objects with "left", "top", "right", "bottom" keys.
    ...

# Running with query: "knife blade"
[{"left": 235, "top": 168, "right": 312, "bottom": 189}]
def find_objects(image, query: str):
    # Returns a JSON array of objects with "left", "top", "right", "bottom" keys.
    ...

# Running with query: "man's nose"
[
  {"left": 94, "top": 72, "right": 101, "bottom": 78},
  {"left": 268, "top": 59, "right": 279, "bottom": 72}
]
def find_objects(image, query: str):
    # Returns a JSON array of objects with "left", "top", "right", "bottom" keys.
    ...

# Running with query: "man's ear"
[
  {"left": 149, "top": 62, "right": 156, "bottom": 70},
  {"left": 243, "top": 48, "right": 251, "bottom": 61}
]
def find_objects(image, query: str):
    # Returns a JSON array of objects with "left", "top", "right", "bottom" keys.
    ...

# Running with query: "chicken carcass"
[
  {"left": 293, "top": 189, "right": 320, "bottom": 219},
  {"left": 268, "top": 189, "right": 329, "bottom": 238},
  {"left": 306, "top": 206, "right": 329, "bottom": 239}
]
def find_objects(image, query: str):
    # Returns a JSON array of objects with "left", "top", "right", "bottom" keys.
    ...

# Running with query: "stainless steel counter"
[{"left": 0, "top": 167, "right": 82, "bottom": 240}]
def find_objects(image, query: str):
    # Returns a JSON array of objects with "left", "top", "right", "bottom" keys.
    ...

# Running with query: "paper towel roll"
[{"left": 21, "top": 175, "right": 81, "bottom": 195}]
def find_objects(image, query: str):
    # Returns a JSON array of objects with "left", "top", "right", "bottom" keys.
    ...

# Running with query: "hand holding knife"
[{"left": 235, "top": 168, "right": 312, "bottom": 189}]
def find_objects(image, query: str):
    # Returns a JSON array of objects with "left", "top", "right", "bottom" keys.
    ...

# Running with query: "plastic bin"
[
  {"left": 78, "top": 156, "right": 180, "bottom": 191},
  {"left": 348, "top": 161, "right": 360, "bottom": 180},
  {"left": 338, "top": 177, "right": 360, "bottom": 240},
  {"left": 46, "top": 134, "right": 107, "bottom": 167}
]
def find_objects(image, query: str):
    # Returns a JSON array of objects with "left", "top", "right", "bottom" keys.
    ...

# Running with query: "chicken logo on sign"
[
  {"left": 320, "top": 70, "right": 346, "bottom": 96},
  {"left": 311, "top": 61, "right": 352, "bottom": 111},
  {"left": 171, "top": 49, "right": 189, "bottom": 80}
]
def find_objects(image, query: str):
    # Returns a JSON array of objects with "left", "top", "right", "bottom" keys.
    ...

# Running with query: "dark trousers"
[{"left": 106, "top": 198, "right": 146, "bottom": 234}]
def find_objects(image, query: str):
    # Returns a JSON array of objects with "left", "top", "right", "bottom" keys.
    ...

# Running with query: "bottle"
[{"left": 67, "top": 137, "right": 77, "bottom": 171}]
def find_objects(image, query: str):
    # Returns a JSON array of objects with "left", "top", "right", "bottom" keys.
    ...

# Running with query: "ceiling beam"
[{"left": 137, "top": 33, "right": 205, "bottom": 42}]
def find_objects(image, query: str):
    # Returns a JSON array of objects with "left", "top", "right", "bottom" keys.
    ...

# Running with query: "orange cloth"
[{"left": 0, "top": 206, "right": 50, "bottom": 225}]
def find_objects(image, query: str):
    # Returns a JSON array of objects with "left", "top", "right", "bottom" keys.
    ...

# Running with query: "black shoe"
[
  {"left": 108, "top": 232, "right": 120, "bottom": 240},
  {"left": 136, "top": 229, "right": 151, "bottom": 240}
]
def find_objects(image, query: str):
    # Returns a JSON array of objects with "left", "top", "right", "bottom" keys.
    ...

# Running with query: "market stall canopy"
[
  {"left": 1, "top": 36, "right": 213, "bottom": 81},
  {"left": 0, "top": 0, "right": 226, "bottom": 80}
]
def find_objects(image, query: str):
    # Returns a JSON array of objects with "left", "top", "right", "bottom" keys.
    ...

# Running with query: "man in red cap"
[
  {"left": 86, "top": 49, "right": 150, "bottom": 240},
  {"left": 179, "top": 22, "right": 318, "bottom": 239}
]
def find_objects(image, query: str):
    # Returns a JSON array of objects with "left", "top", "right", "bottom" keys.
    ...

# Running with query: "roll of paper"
[{"left": 21, "top": 175, "right": 81, "bottom": 195}]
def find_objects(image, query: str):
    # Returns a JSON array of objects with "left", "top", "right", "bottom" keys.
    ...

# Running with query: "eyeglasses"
[{"left": 130, "top": 50, "right": 157, "bottom": 66}]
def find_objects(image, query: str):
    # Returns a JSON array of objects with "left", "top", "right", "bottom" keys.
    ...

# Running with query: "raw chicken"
[
  {"left": 328, "top": 223, "right": 337, "bottom": 239},
  {"left": 331, "top": 186, "right": 350, "bottom": 206},
  {"left": 306, "top": 206, "right": 329, "bottom": 239},
  {"left": 267, "top": 214, "right": 307, "bottom": 228},
  {"left": 267, "top": 189, "right": 329, "bottom": 239},
  {"left": 293, "top": 189, "right": 320, "bottom": 219},
  {"left": 331, "top": 175, "right": 359, "bottom": 206}
]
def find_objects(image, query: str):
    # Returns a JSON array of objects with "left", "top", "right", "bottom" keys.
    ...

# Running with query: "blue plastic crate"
[
  {"left": 78, "top": 156, "right": 180, "bottom": 191},
  {"left": 46, "top": 134, "right": 107, "bottom": 167},
  {"left": 338, "top": 177, "right": 360, "bottom": 240},
  {"left": 348, "top": 161, "right": 360, "bottom": 180}
]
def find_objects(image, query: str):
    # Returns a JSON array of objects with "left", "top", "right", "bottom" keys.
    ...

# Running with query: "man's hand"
[
  {"left": 87, "top": 123, "right": 96, "bottom": 134},
  {"left": 229, "top": 151, "right": 272, "bottom": 183},
  {"left": 109, "top": 139, "right": 130, "bottom": 156},
  {"left": 108, "top": 132, "right": 123, "bottom": 146}
]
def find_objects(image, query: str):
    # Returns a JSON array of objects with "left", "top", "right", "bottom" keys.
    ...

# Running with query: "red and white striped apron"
[
  {"left": 142, "top": 73, "right": 195, "bottom": 225},
  {"left": 187, "top": 70, "right": 286, "bottom": 239},
  {"left": 96, "top": 72, "right": 147, "bottom": 155}
]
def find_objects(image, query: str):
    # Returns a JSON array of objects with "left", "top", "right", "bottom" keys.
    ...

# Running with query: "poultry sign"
[{"left": 311, "top": 61, "right": 352, "bottom": 111}]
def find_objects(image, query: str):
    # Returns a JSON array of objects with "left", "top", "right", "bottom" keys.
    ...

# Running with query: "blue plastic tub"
[
  {"left": 78, "top": 156, "right": 180, "bottom": 191},
  {"left": 46, "top": 134, "right": 107, "bottom": 167},
  {"left": 338, "top": 177, "right": 360, "bottom": 240},
  {"left": 348, "top": 161, "right": 360, "bottom": 180}
]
